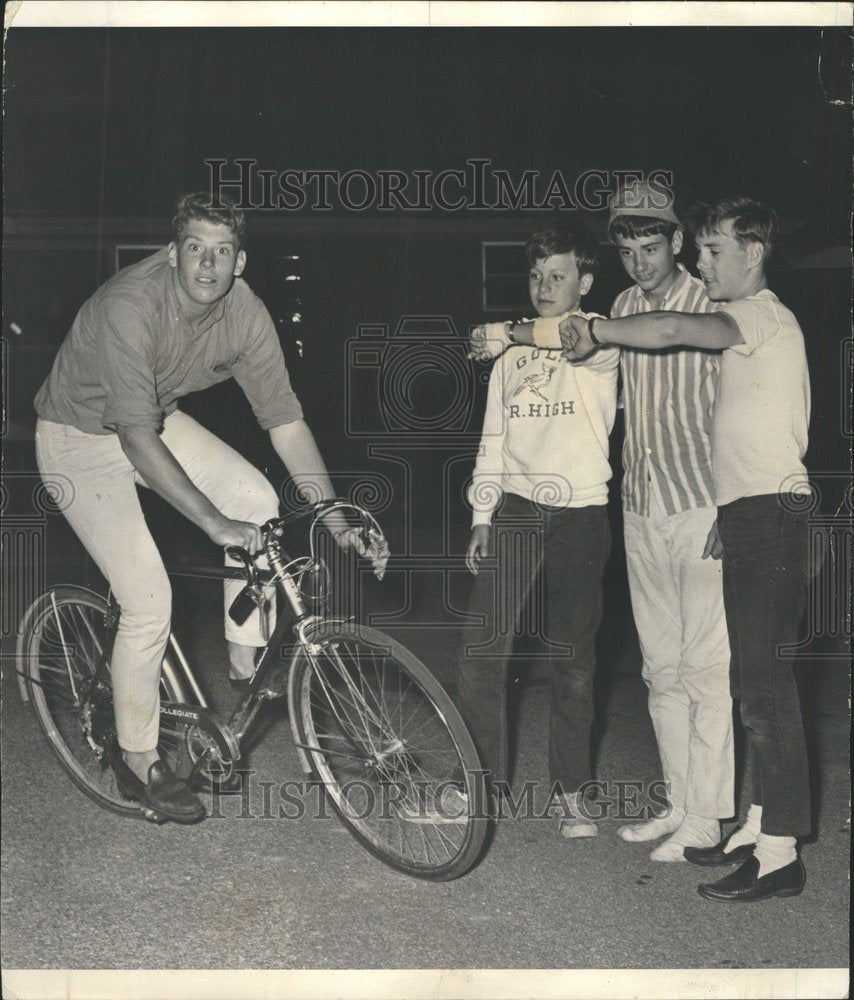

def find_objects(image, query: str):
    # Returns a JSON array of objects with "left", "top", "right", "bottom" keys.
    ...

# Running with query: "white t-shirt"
[
  {"left": 713, "top": 289, "right": 811, "bottom": 506},
  {"left": 468, "top": 311, "right": 619, "bottom": 524}
]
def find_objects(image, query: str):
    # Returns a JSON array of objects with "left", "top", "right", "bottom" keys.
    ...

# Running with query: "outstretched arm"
[
  {"left": 560, "top": 311, "right": 743, "bottom": 360},
  {"left": 468, "top": 321, "right": 527, "bottom": 361}
]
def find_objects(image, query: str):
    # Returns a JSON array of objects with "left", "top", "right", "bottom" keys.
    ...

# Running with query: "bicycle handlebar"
[{"left": 225, "top": 499, "right": 386, "bottom": 581}]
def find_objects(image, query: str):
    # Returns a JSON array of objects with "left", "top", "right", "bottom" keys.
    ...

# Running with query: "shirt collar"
[{"left": 637, "top": 262, "right": 691, "bottom": 309}]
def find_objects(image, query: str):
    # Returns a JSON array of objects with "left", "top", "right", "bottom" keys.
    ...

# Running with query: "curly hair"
[
  {"left": 525, "top": 218, "right": 600, "bottom": 276},
  {"left": 171, "top": 192, "right": 247, "bottom": 248}
]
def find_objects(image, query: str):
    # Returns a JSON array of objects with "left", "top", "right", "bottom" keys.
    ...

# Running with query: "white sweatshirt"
[{"left": 468, "top": 310, "right": 619, "bottom": 525}]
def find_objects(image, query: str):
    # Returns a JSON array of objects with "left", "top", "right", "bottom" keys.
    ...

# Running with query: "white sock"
[
  {"left": 557, "top": 793, "right": 598, "bottom": 839},
  {"left": 754, "top": 833, "right": 797, "bottom": 878},
  {"left": 618, "top": 808, "right": 685, "bottom": 842},
  {"left": 725, "top": 803, "right": 763, "bottom": 851},
  {"left": 650, "top": 814, "right": 720, "bottom": 862}
]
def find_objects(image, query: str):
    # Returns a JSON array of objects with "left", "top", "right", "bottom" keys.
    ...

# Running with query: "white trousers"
[
  {"left": 623, "top": 489, "right": 734, "bottom": 818},
  {"left": 35, "top": 412, "right": 278, "bottom": 751}
]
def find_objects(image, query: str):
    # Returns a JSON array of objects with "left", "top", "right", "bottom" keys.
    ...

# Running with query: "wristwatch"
[
  {"left": 506, "top": 321, "right": 517, "bottom": 343},
  {"left": 588, "top": 317, "right": 601, "bottom": 345}
]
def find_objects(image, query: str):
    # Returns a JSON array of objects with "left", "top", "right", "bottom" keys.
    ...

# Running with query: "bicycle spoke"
[
  {"left": 291, "top": 624, "right": 485, "bottom": 879},
  {"left": 312, "top": 642, "right": 389, "bottom": 747}
]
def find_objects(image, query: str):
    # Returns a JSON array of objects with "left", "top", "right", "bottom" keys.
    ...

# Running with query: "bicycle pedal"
[{"left": 258, "top": 684, "right": 287, "bottom": 701}]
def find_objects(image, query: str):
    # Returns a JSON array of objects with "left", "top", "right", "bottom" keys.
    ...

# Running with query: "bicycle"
[{"left": 16, "top": 500, "right": 488, "bottom": 881}]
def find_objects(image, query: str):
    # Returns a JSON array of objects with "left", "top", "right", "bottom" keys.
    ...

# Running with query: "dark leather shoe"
[
  {"left": 684, "top": 830, "right": 756, "bottom": 866},
  {"left": 698, "top": 855, "right": 805, "bottom": 903},
  {"left": 115, "top": 759, "right": 206, "bottom": 824}
]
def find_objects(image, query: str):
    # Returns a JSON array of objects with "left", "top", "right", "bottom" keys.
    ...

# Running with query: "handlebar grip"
[{"left": 224, "top": 545, "right": 253, "bottom": 567}]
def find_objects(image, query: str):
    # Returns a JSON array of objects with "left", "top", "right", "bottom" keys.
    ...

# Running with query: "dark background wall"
[{"left": 3, "top": 26, "right": 851, "bottom": 579}]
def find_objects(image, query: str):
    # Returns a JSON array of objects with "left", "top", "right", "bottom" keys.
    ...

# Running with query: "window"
[
  {"left": 114, "top": 245, "right": 161, "bottom": 274},
  {"left": 481, "top": 241, "right": 529, "bottom": 314}
]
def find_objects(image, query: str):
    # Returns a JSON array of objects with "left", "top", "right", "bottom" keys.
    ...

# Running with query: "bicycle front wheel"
[
  {"left": 289, "top": 623, "right": 487, "bottom": 880},
  {"left": 19, "top": 586, "right": 188, "bottom": 818}
]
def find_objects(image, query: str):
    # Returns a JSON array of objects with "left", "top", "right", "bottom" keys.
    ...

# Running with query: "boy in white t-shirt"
[
  {"left": 561, "top": 198, "right": 812, "bottom": 902},
  {"left": 458, "top": 219, "right": 619, "bottom": 837}
]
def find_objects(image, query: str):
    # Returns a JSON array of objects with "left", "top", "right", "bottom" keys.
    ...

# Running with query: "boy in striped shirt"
[{"left": 472, "top": 182, "right": 734, "bottom": 861}]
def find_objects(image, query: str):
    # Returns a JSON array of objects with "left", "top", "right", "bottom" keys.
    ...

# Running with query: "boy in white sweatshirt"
[{"left": 457, "top": 219, "right": 619, "bottom": 836}]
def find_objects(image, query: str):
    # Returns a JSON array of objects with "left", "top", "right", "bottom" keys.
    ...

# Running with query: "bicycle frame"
[
  {"left": 18, "top": 503, "right": 490, "bottom": 879},
  {"left": 218, "top": 575, "right": 354, "bottom": 777},
  {"left": 161, "top": 523, "right": 353, "bottom": 779}
]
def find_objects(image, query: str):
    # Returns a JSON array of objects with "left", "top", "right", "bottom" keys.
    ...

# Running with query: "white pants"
[
  {"left": 35, "top": 412, "right": 278, "bottom": 752},
  {"left": 623, "top": 489, "right": 734, "bottom": 818}
]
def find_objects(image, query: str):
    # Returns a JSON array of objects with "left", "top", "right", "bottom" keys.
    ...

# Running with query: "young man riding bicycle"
[{"left": 34, "top": 192, "right": 388, "bottom": 824}]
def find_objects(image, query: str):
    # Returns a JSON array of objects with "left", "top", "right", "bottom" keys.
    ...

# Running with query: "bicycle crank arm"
[{"left": 160, "top": 702, "right": 241, "bottom": 764}]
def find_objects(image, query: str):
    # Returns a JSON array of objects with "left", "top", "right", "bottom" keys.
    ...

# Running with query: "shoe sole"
[
  {"left": 697, "top": 884, "right": 804, "bottom": 902},
  {"left": 617, "top": 827, "right": 670, "bottom": 843},
  {"left": 115, "top": 777, "right": 206, "bottom": 825},
  {"left": 684, "top": 850, "right": 755, "bottom": 867}
]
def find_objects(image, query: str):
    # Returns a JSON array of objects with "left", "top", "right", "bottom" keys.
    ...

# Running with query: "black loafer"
[
  {"left": 698, "top": 856, "right": 805, "bottom": 903},
  {"left": 684, "top": 830, "right": 756, "bottom": 867},
  {"left": 115, "top": 759, "right": 206, "bottom": 824}
]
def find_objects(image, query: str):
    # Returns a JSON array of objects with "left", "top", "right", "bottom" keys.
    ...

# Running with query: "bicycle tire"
[
  {"left": 19, "top": 586, "right": 189, "bottom": 818},
  {"left": 289, "top": 623, "right": 487, "bottom": 880}
]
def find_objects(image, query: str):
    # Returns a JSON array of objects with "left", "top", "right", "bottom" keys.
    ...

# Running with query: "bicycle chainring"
[{"left": 183, "top": 725, "right": 234, "bottom": 785}]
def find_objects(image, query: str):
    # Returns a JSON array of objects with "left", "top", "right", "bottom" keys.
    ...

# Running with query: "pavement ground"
[{"left": 1, "top": 544, "right": 849, "bottom": 994}]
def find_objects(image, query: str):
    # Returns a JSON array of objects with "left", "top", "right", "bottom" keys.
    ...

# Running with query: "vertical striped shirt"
[{"left": 612, "top": 265, "right": 719, "bottom": 517}]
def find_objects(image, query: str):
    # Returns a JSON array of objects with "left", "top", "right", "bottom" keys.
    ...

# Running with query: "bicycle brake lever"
[
  {"left": 259, "top": 518, "right": 284, "bottom": 538},
  {"left": 366, "top": 527, "right": 386, "bottom": 549},
  {"left": 225, "top": 546, "right": 268, "bottom": 587},
  {"left": 224, "top": 545, "right": 253, "bottom": 568}
]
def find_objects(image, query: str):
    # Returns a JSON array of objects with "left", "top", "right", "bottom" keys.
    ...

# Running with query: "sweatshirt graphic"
[{"left": 468, "top": 311, "right": 619, "bottom": 525}]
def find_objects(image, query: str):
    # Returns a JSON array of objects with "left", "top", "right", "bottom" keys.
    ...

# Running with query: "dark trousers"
[
  {"left": 456, "top": 494, "right": 611, "bottom": 795},
  {"left": 718, "top": 494, "right": 812, "bottom": 837}
]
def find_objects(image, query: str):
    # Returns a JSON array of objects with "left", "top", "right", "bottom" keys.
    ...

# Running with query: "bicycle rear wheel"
[
  {"left": 19, "top": 586, "right": 188, "bottom": 818},
  {"left": 289, "top": 623, "right": 487, "bottom": 880}
]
